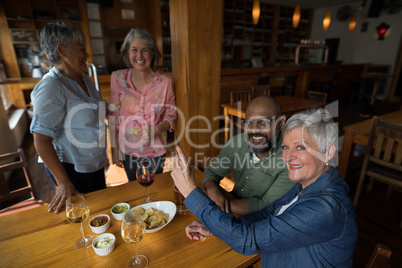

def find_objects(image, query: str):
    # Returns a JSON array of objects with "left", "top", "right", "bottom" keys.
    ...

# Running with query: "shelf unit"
[
  {"left": 0, "top": 0, "right": 90, "bottom": 78},
  {"left": 160, "top": 0, "right": 171, "bottom": 70},
  {"left": 222, "top": 0, "right": 312, "bottom": 68}
]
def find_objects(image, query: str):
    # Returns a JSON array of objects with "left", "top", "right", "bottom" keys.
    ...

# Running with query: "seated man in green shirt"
[{"left": 203, "top": 96, "right": 295, "bottom": 215}]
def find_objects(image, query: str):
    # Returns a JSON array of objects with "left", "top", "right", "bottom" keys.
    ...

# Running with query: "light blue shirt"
[{"left": 30, "top": 67, "right": 108, "bottom": 173}]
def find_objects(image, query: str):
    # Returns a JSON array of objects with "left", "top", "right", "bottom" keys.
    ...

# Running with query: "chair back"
[
  {"left": 254, "top": 75, "right": 270, "bottom": 87},
  {"left": 354, "top": 117, "right": 402, "bottom": 205},
  {"left": 364, "top": 64, "right": 391, "bottom": 74},
  {"left": 282, "top": 74, "right": 298, "bottom": 96},
  {"left": 307, "top": 91, "right": 327, "bottom": 102},
  {"left": 330, "top": 71, "right": 341, "bottom": 87},
  {"left": 230, "top": 90, "right": 252, "bottom": 103},
  {"left": 0, "top": 148, "right": 37, "bottom": 206},
  {"left": 366, "top": 244, "right": 392, "bottom": 268},
  {"left": 253, "top": 75, "right": 270, "bottom": 97}
]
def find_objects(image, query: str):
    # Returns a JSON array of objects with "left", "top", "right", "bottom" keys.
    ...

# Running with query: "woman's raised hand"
[{"left": 170, "top": 145, "right": 197, "bottom": 197}]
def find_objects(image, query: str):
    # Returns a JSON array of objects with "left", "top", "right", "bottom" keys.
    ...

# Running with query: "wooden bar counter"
[
  {"left": 0, "top": 168, "right": 260, "bottom": 267},
  {"left": 220, "top": 64, "right": 366, "bottom": 104}
]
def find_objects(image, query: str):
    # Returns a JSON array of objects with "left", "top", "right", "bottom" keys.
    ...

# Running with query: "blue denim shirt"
[
  {"left": 30, "top": 67, "right": 109, "bottom": 173},
  {"left": 185, "top": 168, "right": 358, "bottom": 267}
]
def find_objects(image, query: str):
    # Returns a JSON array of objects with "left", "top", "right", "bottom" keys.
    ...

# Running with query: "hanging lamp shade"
[
  {"left": 293, "top": 4, "right": 301, "bottom": 28},
  {"left": 349, "top": 14, "right": 356, "bottom": 32},
  {"left": 323, "top": 10, "right": 331, "bottom": 31},
  {"left": 252, "top": 0, "right": 260, "bottom": 25}
]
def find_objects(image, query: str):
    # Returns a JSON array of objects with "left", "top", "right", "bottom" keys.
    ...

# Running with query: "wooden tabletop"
[{"left": 0, "top": 168, "right": 260, "bottom": 267}]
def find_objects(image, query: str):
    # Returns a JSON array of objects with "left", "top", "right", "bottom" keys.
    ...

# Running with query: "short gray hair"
[
  {"left": 120, "top": 28, "right": 160, "bottom": 69},
  {"left": 40, "top": 22, "right": 86, "bottom": 65},
  {"left": 283, "top": 108, "right": 338, "bottom": 165}
]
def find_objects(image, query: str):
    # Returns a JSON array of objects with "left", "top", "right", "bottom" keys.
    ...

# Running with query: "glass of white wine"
[
  {"left": 122, "top": 209, "right": 148, "bottom": 268},
  {"left": 66, "top": 195, "right": 93, "bottom": 250}
]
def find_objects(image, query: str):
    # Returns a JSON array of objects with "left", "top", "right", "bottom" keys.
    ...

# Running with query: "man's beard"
[{"left": 246, "top": 128, "right": 280, "bottom": 154}]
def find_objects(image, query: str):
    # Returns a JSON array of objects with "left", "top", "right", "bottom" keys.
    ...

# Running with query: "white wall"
[{"left": 311, "top": 0, "right": 402, "bottom": 70}]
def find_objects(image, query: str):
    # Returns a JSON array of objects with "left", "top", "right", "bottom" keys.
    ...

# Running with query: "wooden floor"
[{"left": 4, "top": 99, "right": 402, "bottom": 267}]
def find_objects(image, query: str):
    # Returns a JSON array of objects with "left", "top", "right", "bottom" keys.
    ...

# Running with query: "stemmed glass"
[
  {"left": 136, "top": 159, "right": 156, "bottom": 203},
  {"left": 121, "top": 209, "right": 148, "bottom": 268},
  {"left": 66, "top": 195, "right": 93, "bottom": 250}
]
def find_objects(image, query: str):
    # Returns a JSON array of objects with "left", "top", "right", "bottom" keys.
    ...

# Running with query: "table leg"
[
  {"left": 339, "top": 131, "right": 355, "bottom": 180},
  {"left": 224, "top": 108, "right": 229, "bottom": 144}
]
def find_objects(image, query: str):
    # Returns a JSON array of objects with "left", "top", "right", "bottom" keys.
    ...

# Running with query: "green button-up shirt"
[{"left": 203, "top": 133, "right": 295, "bottom": 213}]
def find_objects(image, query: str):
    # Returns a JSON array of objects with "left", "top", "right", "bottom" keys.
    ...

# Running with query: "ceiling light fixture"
[
  {"left": 293, "top": 4, "right": 301, "bottom": 28},
  {"left": 376, "top": 22, "right": 390, "bottom": 40},
  {"left": 252, "top": 0, "right": 260, "bottom": 25},
  {"left": 323, "top": 10, "right": 331, "bottom": 31},
  {"left": 349, "top": 14, "right": 356, "bottom": 32}
]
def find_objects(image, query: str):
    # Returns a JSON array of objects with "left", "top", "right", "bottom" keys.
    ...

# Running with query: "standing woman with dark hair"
[
  {"left": 30, "top": 23, "right": 108, "bottom": 213},
  {"left": 109, "top": 28, "right": 176, "bottom": 182}
]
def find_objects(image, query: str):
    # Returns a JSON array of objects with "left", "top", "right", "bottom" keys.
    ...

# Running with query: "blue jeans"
[{"left": 123, "top": 154, "right": 166, "bottom": 182}]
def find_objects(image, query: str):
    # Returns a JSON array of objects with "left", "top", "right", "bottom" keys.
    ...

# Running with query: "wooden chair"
[
  {"left": 252, "top": 75, "right": 270, "bottom": 97},
  {"left": 311, "top": 70, "right": 341, "bottom": 101},
  {"left": 353, "top": 117, "right": 402, "bottom": 227},
  {"left": 0, "top": 148, "right": 44, "bottom": 217},
  {"left": 230, "top": 90, "right": 252, "bottom": 103},
  {"left": 229, "top": 90, "right": 252, "bottom": 138},
  {"left": 350, "top": 65, "right": 390, "bottom": 104},
  {"left": 307, "top": 90, "right": 328, "bottom": 102},
  {"left": 366, "top": 244, "right": 392, "bottom": 268},
  {"left": 269, "top": 74, "right": 298, "bottom": 96}
]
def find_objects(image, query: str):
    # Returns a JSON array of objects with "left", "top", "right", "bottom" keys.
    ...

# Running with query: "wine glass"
[
  {"left": 122, "top": 209, "right": 148, "bottom": 268},
  {"left": 136, "top": 159, "right": 156, "bottom": 203},
  {"left": 66, "top": 195, "right": 93, "bottom": 250}
]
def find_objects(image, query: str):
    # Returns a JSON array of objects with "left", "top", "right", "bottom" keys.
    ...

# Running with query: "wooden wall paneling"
[
  {"left": 170, "top": 0, "right": 223, "bottom": 167},
  {"left": 0, "top": 4, "right": 21, "bottom": 78}
]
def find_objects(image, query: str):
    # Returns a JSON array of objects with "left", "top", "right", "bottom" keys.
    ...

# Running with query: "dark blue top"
[{"left": 185, "top": 167, "right": 358, "bottom": 267}]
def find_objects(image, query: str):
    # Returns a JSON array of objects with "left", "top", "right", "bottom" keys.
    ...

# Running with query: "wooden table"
[
  {"left": 0, "top": 168, "right": 260, "bottom": 267},
  {"left": 221, "top": 95, "right": 326, "bottom": 143},
  {"left": 339, "top": 110, "right": 402, "bottom": 179}
]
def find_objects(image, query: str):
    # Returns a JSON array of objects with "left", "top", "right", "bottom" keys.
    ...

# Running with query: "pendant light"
[
  {"left": 293, "top": 4, "right": 301, "bottom": 28},
  {"left": 323, "top": 10, "right": 331, "bottom": 31},
  {"left": 252, "top": 0, "right": 260, "bottom": 25},
  {"left": 349, "top": 14, "right": 356, "bottom": 32}
]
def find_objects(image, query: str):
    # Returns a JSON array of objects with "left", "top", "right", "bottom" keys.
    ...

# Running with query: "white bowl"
[
  {"left": 92, "top": 233, "right": 116, "bottom": 256},
  {"left": 110, "top": 203, "right": 130, "bottom": 220},
  {"left": 88, "top": 214, "right": 111, "bottom": 234},
  {"left": 131, "top": 201, "right": 176, "bottom": 233}
]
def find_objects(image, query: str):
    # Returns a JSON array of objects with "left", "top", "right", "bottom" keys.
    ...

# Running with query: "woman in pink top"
[{"left": 109, "top": 28, "right": 176, "bottom": 181}]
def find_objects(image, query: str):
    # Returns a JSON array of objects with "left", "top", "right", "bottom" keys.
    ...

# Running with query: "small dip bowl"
[
  {"left": 92, "top": 233, "right": 115, "bottom": 256},
  {"left": 89, "top": 214, "right": 111, "bottom": 234},
  {"left": 111, "top": 202, "right": 130, "bottom": 220}
]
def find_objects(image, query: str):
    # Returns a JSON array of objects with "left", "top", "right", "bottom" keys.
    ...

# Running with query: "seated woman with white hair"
[{"left": 171, "top": 108, "right": 358, "bottom": 267}]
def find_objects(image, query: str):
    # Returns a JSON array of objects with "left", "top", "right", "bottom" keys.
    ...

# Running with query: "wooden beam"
[{"left": 170, "top": 0, "right": 223, "bottom": 168}]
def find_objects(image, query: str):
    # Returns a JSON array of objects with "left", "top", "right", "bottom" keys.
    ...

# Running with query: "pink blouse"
[{"left": 109, "top": 69, "right": 176, "bottom": 158}]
